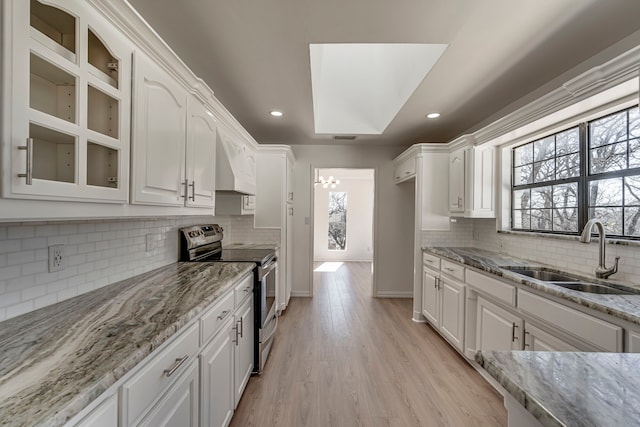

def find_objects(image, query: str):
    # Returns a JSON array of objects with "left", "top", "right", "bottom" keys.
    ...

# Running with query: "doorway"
[{"left": 312, "top": 168, "right": 375, "bottom": 294}]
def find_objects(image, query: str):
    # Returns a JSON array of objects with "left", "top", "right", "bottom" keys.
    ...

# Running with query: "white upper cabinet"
[
  {"left": 448, "top": 136, "right": 496, "bottom": 218},
  {"left": 449, "top": 147, "right": 465, "bottom": 213},
  {"left": 393, "top": 153, "right": 416, "bottom": 184},
  {"left": 2, "top": 0, "right": 132, "bottom": 202},
  {"left": 131, "top": 51, "right": 187, "bottom": 206},
  {"left": 131, "top": 51, "right": 217, "bottom": 209},
  {"left": 216, "top": 126, "right": 257, "bottom": 196},
  {"left": 185, "top": 95, "right": 217, "bottom": 208}
]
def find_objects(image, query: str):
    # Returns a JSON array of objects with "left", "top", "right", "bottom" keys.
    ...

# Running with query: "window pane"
[
  {"left": 533, "top": 159, "right": 555, "bottom": 183},
  {"left": 624, "top": 207, "right": 640, "bottom": 236},
  {"left": 591, "top": 207, "right": 623, "bottom": 235},
  {"left": 590, "top": 110, "right": 627, "bottom": 147},
  {"left": 630, "top": 107, "right": 640, "bottom": 139},
  {"left": 590, "top": 142, "right": 626, "bottom": 174},
  {"left": 534, "top": 136, "right": 555, "bottom": 161},
  {"left": 512, "top": 210, "right": 531, "bottom": 229},
  {"left": 513, "top": 189, "right": 530, "bottom": 210},
  {"left": 589, "top": 178, "right": 623, "bottom": 207},
  {"left": 624, "top": 176, "right": 640, "bottom": 206},
  {"left": 629, "top": 139, "right": 640, "bottom": 169},
  {"left": 556, "top": 128, "right": 580, "bottom": 155},
  {"left": 553, "top": 183, "right": 577, "bottom": 207},
  {"left": 514, "top": 164, "right": 533, "bottom": 185},
  {"left": 553, "top": 208, "right": 578, "bottom": 232},
  {"left": 531, "top": 209, "right": 552, "bottom": 230},
  {"left": 556, "top": 153, "right": 580, "bottom": 179},
  {"left": 531, "top": 186, "right": 552, "bottom": 209},
  {"left": 514, "top": 143, "right": 533, "bottom": 166},
  {"left": 328, "top": 192, "right": 347, "bottom": 250}
]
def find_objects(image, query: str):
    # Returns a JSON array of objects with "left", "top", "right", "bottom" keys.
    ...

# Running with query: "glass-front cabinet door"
[{"left": 3, "top": 0, "right": 131, "bottom": 202}]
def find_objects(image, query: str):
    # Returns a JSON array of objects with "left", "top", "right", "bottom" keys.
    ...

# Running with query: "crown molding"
[
  {"left": 471, "top": 45, "right": 640, "bottom": 146},
  {"left": 87, "top": 0, "right": 261, "bottom": 150}
]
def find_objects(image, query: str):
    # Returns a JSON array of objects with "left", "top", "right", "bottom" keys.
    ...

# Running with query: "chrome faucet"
[{"left": 580, "top": 218, "right": 620, "bottom": 279}]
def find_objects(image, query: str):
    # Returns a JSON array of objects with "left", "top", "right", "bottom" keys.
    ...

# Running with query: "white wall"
[
  {"left": 0, "top": 215, "right": 279, "bottom": 321},
  {"left": 291, "top": 145, "right": 414, "bottom": 298},
  {"left": 314, "top": 169, "right": 374, "bottom": 262}
]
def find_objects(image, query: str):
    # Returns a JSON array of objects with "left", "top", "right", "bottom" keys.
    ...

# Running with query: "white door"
[
  {"left": 421, "top": 268, "right": 439, "bottom": 328},
  {"left": 200, "top": 319, "right": 235, "bottom": 427},
  {"left": 477, "top": 297, "right": 522, "bottom": 351},
  {"left": 438, "top": 277, "right": 465, "bottom": 351},
  {"left": 234, "top": 296, "right": 254, "bottom": 408},
  {"left": 185, "top": 95, "right": 216, "bottom": 208},
  {"left": 140, "top": 361, "right": 199, "bottom": 427},
  {"left": 131, "top": 51, "right": 187, "bottom": 206}
]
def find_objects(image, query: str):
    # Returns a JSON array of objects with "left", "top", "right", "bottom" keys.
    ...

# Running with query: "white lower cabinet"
[
  {"left": 523, "top": 323, "right": 578, "bottom": 352},
  {"left": 234, "top": 295, "right": 254, "bottom": 408},
  {"left": 73, "top": 393, "right": 118, "bottom": 427},
  {"left": 477, "top": 297, "right": 523, "bottom": 351},
  {"left": 421, "top": 263, "right": 465, "bottom": 351},
  {"left": 200, "top": 317, "right": 235, "bottom": 427},
  {"left": 627, "top": 329, "right": 640, "bottom": 353},
  {"left": 139, "top": 360, "right": 199, "bottom": 427}
]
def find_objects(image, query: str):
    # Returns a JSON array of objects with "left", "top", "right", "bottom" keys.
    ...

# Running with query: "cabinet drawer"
[
  {"left": 121, "top": 322, "right": 199, "bottom": 426},
  {"left": 518, "top": 290, "right": 622, "bottom": 352},
  {"left": 441, "top": 259, "right": 464, "bottom": 281},
  {"left": 466, "top": 269, "right": 516, "bottom": 306},
  {"left": 235, "top": 273, "right": 254, "bottom": 307},
  {"left": 200, "top": 290, "right": 235, "bottom": 346},
  {"left": 422, "top": 252, "right": 441, "bottom": 271}
]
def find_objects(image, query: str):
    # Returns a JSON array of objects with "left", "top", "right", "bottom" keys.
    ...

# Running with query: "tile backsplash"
[{"left": 0, "top": 215, "right": 279, "bottom": 321}]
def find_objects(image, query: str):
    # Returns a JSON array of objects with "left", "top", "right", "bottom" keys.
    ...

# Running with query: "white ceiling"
[{"left": 127, "top": 0, "right": 640, "bottom": 147}]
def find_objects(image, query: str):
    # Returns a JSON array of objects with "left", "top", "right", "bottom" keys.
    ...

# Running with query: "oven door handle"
[
  {"left": 261, "top": 313, "right": 278, "bottom": 344},
  {"left": 259, "top": 259, "right": 277, "bottom": 280}
]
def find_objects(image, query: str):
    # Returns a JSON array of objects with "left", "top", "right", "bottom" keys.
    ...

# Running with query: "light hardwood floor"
[{"left": 230, "top": 262, "right": 507, "bottom": 427}]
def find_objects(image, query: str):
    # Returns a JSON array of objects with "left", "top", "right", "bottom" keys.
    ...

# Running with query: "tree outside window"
[{"left": 328, "top": 192, "right": 347, "bottom": 250}]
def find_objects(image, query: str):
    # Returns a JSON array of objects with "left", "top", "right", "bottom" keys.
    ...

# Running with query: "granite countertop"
[
  {"left": 0, "top": 261, "right": 255, "bottom": 427},
  {"left": 476, "top": 350, "right": 640, "bottom": 427},
  {"left": 423, "top": 247, "right": 640, "bottom": 326}
]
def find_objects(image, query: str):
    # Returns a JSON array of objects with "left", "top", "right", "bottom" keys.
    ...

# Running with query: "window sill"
[{"left": 498, "top": 229, "right": 640, "bottom": 247}]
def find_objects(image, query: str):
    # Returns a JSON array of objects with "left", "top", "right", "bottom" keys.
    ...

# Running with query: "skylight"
[{"left": 309, "top": 43, "right": 447, "bottom": 135}]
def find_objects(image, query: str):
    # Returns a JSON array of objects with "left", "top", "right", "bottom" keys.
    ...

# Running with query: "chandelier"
[{"left": 314, "top": 171, "right": 340, "bottom": 188}]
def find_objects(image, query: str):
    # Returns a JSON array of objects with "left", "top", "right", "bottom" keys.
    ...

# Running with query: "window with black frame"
[{"left": 511, "top": 105, "right": 640, "bottom": 238}]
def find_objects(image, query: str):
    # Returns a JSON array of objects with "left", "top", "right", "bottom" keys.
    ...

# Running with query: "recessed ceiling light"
[
  {"left": 270, "top": 110, "right": 284, "bottom": 117},
  {"left": 426, "top": 112, "right": 440, "bottom": 119}
]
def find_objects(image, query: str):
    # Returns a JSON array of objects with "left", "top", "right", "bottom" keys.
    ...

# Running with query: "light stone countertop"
[
  {"left": 0, "top": 261, "right": 255, "bottom": 427},
  {"left": 476, "top": 350, "right": 640, "bottom": 427},
  {"left": 423, "top": 246, "right": 640, "bottom": 326}
]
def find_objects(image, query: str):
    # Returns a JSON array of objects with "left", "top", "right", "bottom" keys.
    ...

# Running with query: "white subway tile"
[
  {"left": 34, "top": 293, "right": 58, "bottom": 309},
  {"left": 6, "top": 301, "right": 34, "bottom": 318},
  {"left": 21, "top": 285, "right": 46, "bottom": 301},
  {"left": 7, "top": 226, "right": 35, "bottom": 239},
  {"left": 57, "top": 288, "right": 78, "bottom": 302},
  {"left": 7, "top": 251, "right": 35, "bottom": 266},
  {"left": 0, "top": 291, "right": 21, "bottom": 307}
]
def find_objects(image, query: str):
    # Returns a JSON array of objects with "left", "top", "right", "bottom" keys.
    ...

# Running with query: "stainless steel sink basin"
[
  {"left": 502, "top": 267, "right": 580, "bottom": 282},
  {"left": 551, "top": 282, "right": 639, "bottom": 295}
]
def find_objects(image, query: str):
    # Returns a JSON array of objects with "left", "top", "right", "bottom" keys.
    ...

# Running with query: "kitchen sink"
[
  {"left": 551, "top": 282, "right": 639, "bottom": 295},
  {"left": 502, "top": 267, "right": 580, "bottom": 282},
  {"left": 501, "top": 266, "right": 640, "bottom": 295}
]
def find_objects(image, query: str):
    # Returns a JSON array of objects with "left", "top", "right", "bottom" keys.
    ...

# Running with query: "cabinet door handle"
[
  {"left": 18, "top": 138, "right": 33, "bottom": 185},
  {"left": 238, "top": 317, "right": 244, "bottom": 338},
  {"left": 244, "top": 286, "right": 251, "bottom": 293},
  {"left": 511, "top": 323, "right": 519, "bottom": 342},
  {"left": 189, "top": 181, "right": 195, "bottom": 201},
  {"left": 524, "top": 330, "right": 530, "bottom": 348},
  {"left": 434, "top": 276, "right": 438, "bottom": 289},
  {"left": 217, "top": 309, "right": 230, "bottom": 320},
  {"left": 233, "top": 324, "right": 239, "bottom": 345},
  {"left": 458, "top": 196, "right": 462, "bottom": 208},
  {"left": 181, "top": 179, "right": 188, "bottom": 199},
  {"left": 163, "top": 355, "right": 189, "bottom": 377}
]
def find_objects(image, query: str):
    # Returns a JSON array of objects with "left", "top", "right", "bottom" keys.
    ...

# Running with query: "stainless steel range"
[{"left": 179, "top": 224, "right": 277, "bottom": 374}]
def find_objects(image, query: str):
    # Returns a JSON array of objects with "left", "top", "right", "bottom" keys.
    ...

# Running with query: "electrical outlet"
[{"left": 48, "top": 244, "right": 65, "bottom": 272}]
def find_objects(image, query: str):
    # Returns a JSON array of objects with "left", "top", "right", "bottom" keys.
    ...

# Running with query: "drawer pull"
[
  {"left": 244, "top": 286, "right": 251, "bottom": 293},
  {"left": 164, "top": 355, "right": 189, "bottom": 377},
  {"left": 444, "top": 267, "right": 455, "bottom": 272},
  {"left": 217, "top": 309, "right": 230, "bottom": 320},
  {"left": 425, "top": 259, "right": 434, "bottom": 263}
]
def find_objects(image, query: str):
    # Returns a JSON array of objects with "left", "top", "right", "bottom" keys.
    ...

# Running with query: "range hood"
[{"left": 215, "top": 129, "right": 257, "bottom": 196}]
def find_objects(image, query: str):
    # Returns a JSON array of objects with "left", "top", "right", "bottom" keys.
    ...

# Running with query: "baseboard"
[
  {"left": 290, "top": 291, "right": 312, "bottom": 297},
  {"left": 374, "top": 291, "right": 413, "bottom": 298}
]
